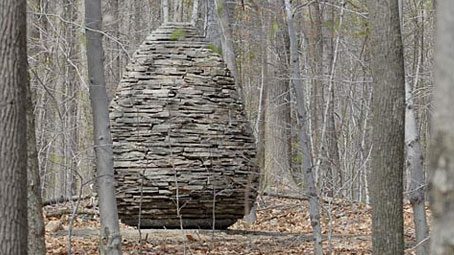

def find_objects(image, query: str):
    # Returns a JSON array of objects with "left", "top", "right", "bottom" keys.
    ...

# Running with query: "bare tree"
[
  {"left": 430, "top": 1, "right": 454, "bottom": 254},
  {"left": 162, "top": 0, "right": 169, "bottom": 23},
  {"left": 173, "top": 0, "right": 183, "bottom": 22},
  {"left": 26, "top": 1, "right": 47, "bottom": 254},
  {"left": 263, "top": 3, "right": 292, "bottom": 191},
  {"left": 84, "top": 0, "right": 122, "bottom": 254},
  {"left": 405, "top": 67, "right": 429, "bottom": 255},
  {"left": 307, "top": 1, "right": 324, "bottom": 160},
  {"left": 26, "top": 71, "right": 46, "bottom": 255},
  {"left": 400, "top": 2, "right": 430, "bottom": 253},
  {"left": 191, "top": 0, "right": 199, "bottom": 24},
  {"left": 0, "top": 0, "right": 28, "bottom": 254},
  {"left": 284, "top": 1, "right": 323, "bottom": 254},
  {"left": 214, "top": 0, "right": 240, "bottom": 91},
  {"left": 367, "top": 0, "right": 406, "bottom": 254}
]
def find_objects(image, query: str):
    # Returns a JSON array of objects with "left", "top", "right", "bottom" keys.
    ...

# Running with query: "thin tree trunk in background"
[
  {"left": 205, "top": 0, "right": 222, "bottom": 48},
  {"left": 256, "top": 7, "right": 269, "bottom": 186},
  {"left": 173, "top": 0, "right": 183, "bottom": 22},
  {"left": 325, "top": 87, "right": 340, "bottom": 194},
  {"left": 191, "top": 0, "right": 199, "bottom": 24},
  {"left": 367, "top": 0, "right": 406, "bottom": 254},
  {"left": 402, "top": 4, "right": 429, "bottom": 250},
  {"left": 308, "top": 1, "right": 324, "bottom": 163},
  {"left": 27, "top": 1, "right": 47, "bottom": 254},
  {"left": 263, "top": 23, "right": 292, "bottom": 190},
  {"left": 162, "top": 0, "right": 169, "bottom": 23},
  {"left": 26, "top": 76, "right": 46, "bottom": 255},
  {"left": 284, "top": 1, "right": 323, "bottom": 254},
  {"left": 133, "top": 0, "right": 142, "bottom": 45},
  {"left": 405, "top": 81, "right": 429, "bottom": 255},
  {"left": 84, "top": 0, "right": 122, "bottom": 254},
  {"left": 106, "top": 0, "right": 121, "bottom": 100},
  {"left": 0, "top": 0, "right": 28, "bottom": 253},
  {"left": 430, "top": 1, "right": 454, "bottom": 254},
  {"left": 324, "top": 0, "right": 341, "bottom": 196},
  {"left": 214, "top": 0, "right": 241, "bottom": 93},
  {"left": 63, "top": 0, "right": 79, "bottom": 200}
]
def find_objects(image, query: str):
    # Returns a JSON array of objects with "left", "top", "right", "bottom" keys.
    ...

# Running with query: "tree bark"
[
  {"left": 261, "top": 3, "right": 292, "bottom": 190},
  {"left": 308, "top": 1, "right": 324, "bottom": 162},
  {"left": 162, "top": 0, "right": 169, "bottom": 23},
  {"left": 26, "top": 1, "right": 47, "bottom": 254},
  {"left": 173, "top": 0, "right": 183, "bottom": 22},
  {"left": 256, "top": 6, "right": 269, "bottom": 185},
  {"left": 397, "top": 5, "right": 430, "bottom": 253},
  {"left": 205, "top": 0, "right": 222, "bottom": 48},
  {"left": 84, "top": 0, "right": 122, "bottom": 254},
  {"left": 284, "top": 1, "right": 323, "bottom": 254},
  {"left": 430, "top": 1, "right": 454, "bottom": 254},
  {"left": 26, "top": 70, "right": 47, "bottom": 255},
  {"left": 214, "top": 0, "right": 241, "bottom": 94},
  {"left": 191, "top": 0, "right": 199, "bottom": 25},
  {"left": 366, "top": 0, "right": 406, "bottom": 254},
  {"left": 323, "top": 0, "right": 341, "bottom": 196},
  {"left": 405, "top": 81, "right": 429, "bottom": 255},
  {"left": 0, "top": 0, "right": 28, "bottom": 254}
]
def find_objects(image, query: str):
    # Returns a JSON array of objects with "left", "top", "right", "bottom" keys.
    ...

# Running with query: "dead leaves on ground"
[{"left": 44, "top": 197, "right": 427, "bottom": 254}]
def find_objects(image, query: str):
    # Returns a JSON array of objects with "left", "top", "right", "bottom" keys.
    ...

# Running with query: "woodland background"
[
  {"left": 29, "top": 0, "right": 433, "bottom": 209},
  {"left": 2, "top": 0, "right": 448, "bottom": 254}
]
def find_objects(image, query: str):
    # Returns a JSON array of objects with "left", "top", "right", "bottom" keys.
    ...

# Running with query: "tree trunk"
[
  {"left": 284, "top": 1, "right": 323, "bottom": 254},
  {"left": 405, "top": 81, "right": 429, "bottom": 255},
  {"left": 26, "top": 1, "right": 47, "bottom": 254},
  {"left": 105, "top": 0, "right": 121, "bottom": 100},
  {"left": 323, "top": 0, "right": 341, "bottom": 196},
  {"left": 173, "top": 0, "right": 183, "bottom": 22},
  {"left": 256, "top": 7, "right": 269, "bottom": 183},
  {"left": 63, "top": 0, "right": 79, "bottom": 200},
  {"left": 205, "top": 0, "right": 222, "bottom": 48},
  {"left": 214, "top": 0, "right": 241, "bottom": 93},
  {"left": 366, "top": 0, "right": 406, "bottom": 254},
  {"left": 26, "top": 69, "right": 47, "bottom": 255},
  {"left": 191, "top": 0, "right": 199, "bottom": 25},
  {"left": 162, "top": 0, "right": 169, "bottom": 23},
  {"left": 398, "top": 5, "right": 430, "bottom": 253},
  {"left": 84, "top": 0, "right": 122, "bottom": 254},
  {"left": 430, "top": 1, "right": 454, "bottom": 254},
  {"left": 263, "top": 26, "right": 292, "bottom": 190},
  {"left": 0, "top": 0, "right": 28, "bottom": 254},
  {"left": 308, "top": 1, "right": 324, "bottom": 163}
]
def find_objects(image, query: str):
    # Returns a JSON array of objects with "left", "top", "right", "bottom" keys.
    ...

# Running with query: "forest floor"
[{"left": 44, "top": 195, "right": 429, "bottom": 254}]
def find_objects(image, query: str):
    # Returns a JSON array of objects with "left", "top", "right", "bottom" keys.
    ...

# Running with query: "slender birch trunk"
[
  {"left": 405, "top": 81, "right": 429, "bottom": 255},
  {"left": 84, "top": 0, "right": 122, "bottom": 254},
  {"left": 398, "top": 1, "right": 429, "bottom": 253},
  {"left": 284, "top": 1, "right": 323, "bottom": 254}
]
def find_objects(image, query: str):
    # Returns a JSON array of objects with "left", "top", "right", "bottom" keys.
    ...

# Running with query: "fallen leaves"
[{"left": 43, "top": 196, "right": 429, "bottom": 254}]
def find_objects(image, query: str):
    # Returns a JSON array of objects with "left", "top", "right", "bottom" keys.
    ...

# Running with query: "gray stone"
[{"left": 110, "top": 23, "right": 259, "bottom": 230}]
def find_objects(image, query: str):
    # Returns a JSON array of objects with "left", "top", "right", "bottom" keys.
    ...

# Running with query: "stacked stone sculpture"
[{"left": 109, "top": 23, "right": 259, "bottom": 229}]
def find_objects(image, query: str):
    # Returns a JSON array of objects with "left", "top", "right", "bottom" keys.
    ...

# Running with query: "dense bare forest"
[{"left": 1, "top": 0, "right": 454, "bottom": 254}]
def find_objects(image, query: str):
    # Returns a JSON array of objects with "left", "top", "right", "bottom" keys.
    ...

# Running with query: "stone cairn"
[{"left": 110, "top": 23, "right": 259, "bottom": 229}]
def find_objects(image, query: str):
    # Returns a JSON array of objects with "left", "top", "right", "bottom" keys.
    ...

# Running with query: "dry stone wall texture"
[{"left": 110, "top": 23, "right": 259, "bottom": 229}]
